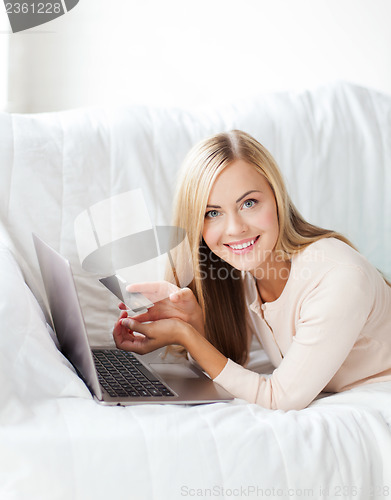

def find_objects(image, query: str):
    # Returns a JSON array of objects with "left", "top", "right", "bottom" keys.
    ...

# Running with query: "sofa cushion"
[{"left": 0, "top": 82, "right": 390, "bottom": 345}]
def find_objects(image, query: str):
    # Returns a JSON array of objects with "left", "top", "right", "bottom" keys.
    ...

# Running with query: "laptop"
[{"left": 32, "top": 233, "right": 233, "bottom": 406}]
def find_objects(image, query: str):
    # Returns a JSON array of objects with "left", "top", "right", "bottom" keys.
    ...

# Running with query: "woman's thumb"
[{"left": 121, "top": 317, "right": 140, "bottom": 331}]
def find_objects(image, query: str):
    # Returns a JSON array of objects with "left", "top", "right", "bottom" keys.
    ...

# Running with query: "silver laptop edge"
[{"left": 32, "top": 233, "right": 233, "bottom": 406}]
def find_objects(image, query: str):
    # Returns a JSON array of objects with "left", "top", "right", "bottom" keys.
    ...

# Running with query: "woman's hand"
[
  {"left": 120, "top": 281, "right": 205, "bottom": 336},
  {"left": 113, "top": 314, "right": 191, "bottom": 355},
  {"left": 113, "top": 308, "right": 228, "bottom": 380}
]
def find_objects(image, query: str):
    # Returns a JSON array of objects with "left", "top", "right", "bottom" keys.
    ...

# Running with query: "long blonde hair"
[{"left": 169, "top": 130, "right": 388, "bottom": 364}]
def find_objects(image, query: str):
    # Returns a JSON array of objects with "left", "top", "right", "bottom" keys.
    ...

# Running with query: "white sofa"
[{"left": 1, "top": 82, "right": 390, "bottom": 499}]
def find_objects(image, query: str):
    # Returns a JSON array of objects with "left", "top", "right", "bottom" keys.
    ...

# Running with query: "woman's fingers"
[
  {"left": 126, "top": 281, "right": 179, "bottom": 302},
  {"left": 114, "top": 311, "right": 135, "bottom": 335},
  {"left": 113, "top": 315, "right": 147, "bottom": 350},
  {"left": 114, "top": 333, "right": 146, "bottom": 352},
  {"left": 128, "top": 285, "right": 202, "bottom": 332},
  {"left": 118, "top": 318, "right": 157, "bottom": 354},
  {"left": 113, "top": 311, "right": 129, "bottom": 338},
  {"left": 113, "top": 322, "right": 133, "bottom": 348},
  {"left": 121, "top": 318, "right": 144, "bottom": 333},
  {"left": 114, "top": 284, "right": 203, "bottom": 350},
  {"left": 119, "top": 317, "right": 185, "bottom": 354}
]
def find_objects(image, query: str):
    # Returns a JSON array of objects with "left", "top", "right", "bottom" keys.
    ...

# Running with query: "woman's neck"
[{"left": 252, "top": 258, "right": 291, "bottom": 303}]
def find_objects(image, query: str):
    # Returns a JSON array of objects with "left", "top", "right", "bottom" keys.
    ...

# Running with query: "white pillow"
[{"left": 0, "top": 244, "right": 91, "bottom": 417}]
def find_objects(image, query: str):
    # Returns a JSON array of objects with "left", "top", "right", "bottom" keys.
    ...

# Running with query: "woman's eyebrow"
[
  {"left": 206, "top": 190, "right": 262, "bottom": 209},
  {"left": 235, "top": 190, "right": 262, "bottom": 203}
]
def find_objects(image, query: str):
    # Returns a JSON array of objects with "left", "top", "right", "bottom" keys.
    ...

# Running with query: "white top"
[{"left": 212, "top": 238, "right": 391, "bottom": 410}]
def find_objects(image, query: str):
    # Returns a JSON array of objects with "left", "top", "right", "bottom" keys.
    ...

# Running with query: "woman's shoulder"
[
  {"left": 294, "top": 237, "right": 384, "bottom": 287},
  {"left": 295, "top": 237, "right": 365, "bottom": 269},
  {"left": 283, "top": 239, "right": 372, "bottom": 307}
]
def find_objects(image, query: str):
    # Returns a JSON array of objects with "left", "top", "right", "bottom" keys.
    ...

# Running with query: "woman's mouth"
[{"left": 224, "top": 235, "right": 260, "bottom": 254}]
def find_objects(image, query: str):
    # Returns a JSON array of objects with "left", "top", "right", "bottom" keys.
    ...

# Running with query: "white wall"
[
  {"left": 3, "top": 0, "right": 391, "bottom": 112},
  {"left": 0, "top": 9, "right": 9, "bottom": 110}
]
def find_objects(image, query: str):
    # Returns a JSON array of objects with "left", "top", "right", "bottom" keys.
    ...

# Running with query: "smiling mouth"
[{"left": 224, "top": 235, "right": 260, "bottom": 253}]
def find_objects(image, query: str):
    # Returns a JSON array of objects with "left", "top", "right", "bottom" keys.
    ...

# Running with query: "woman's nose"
[{"left": 225, "top": 212, "right": 248, "bottom": 236}]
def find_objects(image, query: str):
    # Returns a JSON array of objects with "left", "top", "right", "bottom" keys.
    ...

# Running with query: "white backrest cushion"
[{"left": 0, "top": 82, "right": 390, "bottom": 345}]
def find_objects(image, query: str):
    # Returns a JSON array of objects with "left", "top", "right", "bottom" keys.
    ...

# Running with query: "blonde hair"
[{"left": 168, "top": 130, "right": 389, "bottom": 364}]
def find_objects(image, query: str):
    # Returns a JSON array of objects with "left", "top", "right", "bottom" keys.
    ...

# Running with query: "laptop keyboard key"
[{"left": 149, "top": 388, "right": 162, "bottom": 397}]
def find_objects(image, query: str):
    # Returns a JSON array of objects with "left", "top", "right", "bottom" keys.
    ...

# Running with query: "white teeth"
[{"left": 229, "top": 238, "right": 256, "bottom": 250}]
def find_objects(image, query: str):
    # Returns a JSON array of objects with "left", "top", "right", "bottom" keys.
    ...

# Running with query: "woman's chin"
[
  {"left": 225, "top": 256, "right": 260, "bottom": 273},
  {"left": 211, "top": 248, "right": 264, "bottom": 274}
]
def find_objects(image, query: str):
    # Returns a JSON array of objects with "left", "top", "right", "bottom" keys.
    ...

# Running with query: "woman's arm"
[
  {"left": 212, "top": 265, "right": 373, "bottom": 410},
  {"left": 181, "top": 326, "right": 228, "bottom": 379}
]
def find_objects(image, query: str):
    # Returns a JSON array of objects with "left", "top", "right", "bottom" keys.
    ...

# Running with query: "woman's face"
[{"left": 202, "top": 159, "right": 280, "bottom": 273}]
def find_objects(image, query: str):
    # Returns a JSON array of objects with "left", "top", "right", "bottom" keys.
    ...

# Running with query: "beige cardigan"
[{"left": 213, "top": 238, "right": 391, "bottom": 410}]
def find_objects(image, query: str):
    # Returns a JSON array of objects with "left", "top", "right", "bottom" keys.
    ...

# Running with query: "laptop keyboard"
[{"left": 93, "top": 349, "right": 175, "bottom": 398}]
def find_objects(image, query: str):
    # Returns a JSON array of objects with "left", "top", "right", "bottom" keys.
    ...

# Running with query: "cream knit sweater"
[{"left": 213, "top": 238, "right": 391, "bottom": 410}]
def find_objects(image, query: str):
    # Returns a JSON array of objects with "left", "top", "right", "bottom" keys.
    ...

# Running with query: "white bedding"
[
  {"left": 2, "top": 388, "right": 391, "bottom": 500},
  {"left": 1, "top": 82, "right": 391, "bottom": 499}
]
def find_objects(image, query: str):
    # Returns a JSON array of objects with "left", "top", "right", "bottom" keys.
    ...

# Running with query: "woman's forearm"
[{"left": 182, "top": 325, "right": 228, "bottom": 380}]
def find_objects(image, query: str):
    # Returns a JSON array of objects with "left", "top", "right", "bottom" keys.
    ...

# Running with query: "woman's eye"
[
  {"left": 205, "top": 210, "right": 220, "bottom": 219},
  {"left": 243, "top": 199, "right": 257, "bottom": 209}
]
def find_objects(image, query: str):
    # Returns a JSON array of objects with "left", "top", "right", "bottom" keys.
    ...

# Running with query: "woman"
[{"left": 113, "top": 130, "right": 391, "bottom": 411}]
